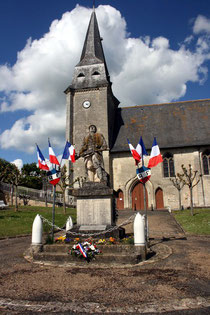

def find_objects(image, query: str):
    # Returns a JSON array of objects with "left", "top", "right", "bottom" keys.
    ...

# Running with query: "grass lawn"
[
  {"left": 0, "top": 205, "right": 76, "bottom": 238},
  {"left": 173, "top": 208, "right": 210, "bottom": 235}
]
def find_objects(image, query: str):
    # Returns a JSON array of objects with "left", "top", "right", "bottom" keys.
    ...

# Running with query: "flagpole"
[
  {"left": 51, "top": 155, "right": 56, "bottom": 242},
  {"left": 51, "top": 184, "right": 56, "bottom": 241},
  {"left": 142, "top": 154, "right": 148, "bottom": 244}
]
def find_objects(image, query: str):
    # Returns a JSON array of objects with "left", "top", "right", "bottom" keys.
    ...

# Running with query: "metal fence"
[{"left": 0, "top": 182, "right": 75, "bottom": 206}]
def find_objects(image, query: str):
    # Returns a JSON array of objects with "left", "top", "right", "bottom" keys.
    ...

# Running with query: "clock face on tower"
[{"left": 82, "top": 100, "right": 91, "bottom": 109}]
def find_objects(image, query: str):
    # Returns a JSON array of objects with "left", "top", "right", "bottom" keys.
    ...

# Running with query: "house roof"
[{"left": 111, "top": 99, "right": 210, "bottom": 152}]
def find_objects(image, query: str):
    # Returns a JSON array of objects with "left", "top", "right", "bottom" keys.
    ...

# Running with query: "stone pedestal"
[{"left": 72, "top": 182, "right": 114, "bottom": 232}]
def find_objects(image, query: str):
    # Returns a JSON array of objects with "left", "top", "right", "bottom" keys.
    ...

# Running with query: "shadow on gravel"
[{"left": 150, "top": 236, "right": 187, "bottom": 246}]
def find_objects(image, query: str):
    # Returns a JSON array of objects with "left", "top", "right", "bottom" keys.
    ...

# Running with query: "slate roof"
[
  {"left": 65, "top": 10, "right": 111, "bottom": 92},
  {"left": 111, "top": 99, "right": 210, "bottom": 152},
  {"left": 77, "top": 11, "right": 108, "bottom": 72}
]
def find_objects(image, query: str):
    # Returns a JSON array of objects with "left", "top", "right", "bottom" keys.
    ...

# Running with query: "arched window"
[
  {"left": 92, "top": 71, "right": 100, "bottom": 76},
  {"left": 163, "top": 152, "right": 175, "bottom": 177},
  {"left": 77, "top": 73, "right": 85, "bottom": 78},
  {"left": 202, "top": 150, "right": 210, "bottom": 175}
]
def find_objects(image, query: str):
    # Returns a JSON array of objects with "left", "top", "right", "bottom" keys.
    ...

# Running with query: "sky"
[{"left": 0, "top": 0, "right": 210, "bottom": 168}]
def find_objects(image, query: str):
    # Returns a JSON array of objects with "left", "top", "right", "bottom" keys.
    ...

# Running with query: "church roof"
[{"left": 111, "top": 99, "right": 210, "bottom": 152}]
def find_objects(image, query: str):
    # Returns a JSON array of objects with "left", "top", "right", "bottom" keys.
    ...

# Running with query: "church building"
[{"left": 65, "top": 8, "right": 210, "bottom": 210}]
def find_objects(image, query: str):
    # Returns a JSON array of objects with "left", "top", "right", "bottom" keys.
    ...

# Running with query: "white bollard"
[
  {"left": 66, "top": 216, "right": 73, "bottom": 231},
  {"left": 134, "top": 212, "right": 145, "bottom": 246},
  {"left": 32, "top": 214, "right": 43, "bottom": 245}
]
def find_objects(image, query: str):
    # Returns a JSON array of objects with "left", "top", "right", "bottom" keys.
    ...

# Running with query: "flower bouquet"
[
  {"left": 55, "top": 235, "right": 71, "bottom": 243},
  {"left": 70, "top": 241, "right": 101, "bottom": 262},
  {"left": 96, "top": 237, "right": 116, "bottom": 245}
]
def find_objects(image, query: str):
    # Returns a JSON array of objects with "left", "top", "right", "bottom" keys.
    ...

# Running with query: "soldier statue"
[{"left": 79, "top": 125, "right": 108, "bottom": 184}]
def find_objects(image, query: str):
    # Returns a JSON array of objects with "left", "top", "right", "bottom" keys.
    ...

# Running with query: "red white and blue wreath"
[{"left": 70, "top": 241, "right": 101, "bottom": 262}]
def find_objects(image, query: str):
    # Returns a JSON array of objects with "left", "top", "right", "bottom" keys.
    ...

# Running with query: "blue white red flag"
[
  {"left": 62, "top": 141, "right": 76, "bottom": 163},
  {"left": 148, "top": 137, "right": 163, "bottom": 168},
  {"left": 127, "top": 139, "right": 141, "bottom": 163},
  {"left": 48, "top": 139, "right": 60, "bottom": 166},
  {"left": 136, "top": 166, "right": 151, "bottom": 184},
  {"left": 136, "top": 137, "right": 148, "bottom": 160},
  {"left": 36, "top": 145, "right": 49, "bottom": 171},
  {"left": 47, "top": 168, "right": 61, "bottom": 186},
  {"left": 78, "top": 243, "right": 87, "bottom": 258}
]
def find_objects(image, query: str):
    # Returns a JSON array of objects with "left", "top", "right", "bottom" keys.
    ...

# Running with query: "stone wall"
[{"left": 111, "top": 147, "right": 210, "bottom": 210}]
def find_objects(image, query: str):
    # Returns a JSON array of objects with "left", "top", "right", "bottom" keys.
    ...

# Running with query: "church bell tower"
[{"left": 65, "top": 8, "right": 119, "bottom": 182}]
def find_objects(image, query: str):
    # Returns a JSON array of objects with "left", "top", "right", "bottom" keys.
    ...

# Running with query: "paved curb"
[
  {"left": 170, "top": 212, "right": 186, "bottom": 234},
  {"left": 0, "top": 234, "right": 31, "bottom": 241},
  {"left": 0, "top": 296, "right": 210, "bottom": 313}
]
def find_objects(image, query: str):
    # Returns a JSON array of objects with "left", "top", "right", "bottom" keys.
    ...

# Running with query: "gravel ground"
[{"left": 0, "top": 211, "right": 210, "bottom": 314}]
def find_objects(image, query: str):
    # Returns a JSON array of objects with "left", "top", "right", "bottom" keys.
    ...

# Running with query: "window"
[
  {"left": 77, "top": 73, "right": 85, "bottom": 78},
  {"left": 202, "top": 150, "right": 210, "bottom": 175},
  {"left": 92, "top": 71, "right": 100, "bottom": 76},
  {"left": 163, "top": 152, "right": 175, "bottom": 177}
]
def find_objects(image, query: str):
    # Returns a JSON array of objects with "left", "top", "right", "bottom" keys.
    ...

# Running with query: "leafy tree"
[
  {"left": 0, "top": 158, "right": 13, "bottom": 181},
  {"left": 170, "top": 176, "right": 185, "bottom": 210},
  {"left": 21, "top": 162, "right": 43, "bottom": 190},
  {"left": 1, "top": 159, "right": 49, "bottom": 207},
  {"left": 21, "top": 162, "right": 50, "bottom": 206},
  {"left": 177, "top": 164, "right": 201, "bottom": 216}
]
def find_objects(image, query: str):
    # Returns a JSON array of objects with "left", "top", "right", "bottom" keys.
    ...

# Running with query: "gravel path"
[{"left": 0, "top": 211, "right": 210, "bottom": 314}]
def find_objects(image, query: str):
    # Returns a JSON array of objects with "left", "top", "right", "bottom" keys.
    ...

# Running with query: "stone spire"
[
  {"left": 77, "top": 10, "right": 107, "bottom": 67},
  {"left": 69, "top": 9, "right": 110, "bottom": 90}
]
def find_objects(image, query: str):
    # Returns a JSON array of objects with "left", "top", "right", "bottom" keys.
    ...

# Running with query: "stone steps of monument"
[
  {"left": 42, "top": 244, "right": 136, "bottom": 255},
  {"left": 32, "top": 251, "right": 140, "bottom": 265}
]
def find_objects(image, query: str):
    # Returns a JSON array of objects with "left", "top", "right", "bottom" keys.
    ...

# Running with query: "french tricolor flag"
[
  {"left": 127, "top": 139, "right": 141, "bottom": 163},
  {"left": 36, "top": 145, "right": 49, "bottom": 171},
  {"left": 136, "top": 136, "right": 148, "bottom": 160},
  {"left": 62, "top": 141, "right": 76, "bottom": 163},
  {"left": 148, "top": 138, "right": 163, "bottom": 168},
  {"left": 48, "top": 139, "right": 60, "bottom": 166}
]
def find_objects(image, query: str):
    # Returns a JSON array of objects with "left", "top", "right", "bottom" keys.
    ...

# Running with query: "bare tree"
[
  {"left": 170, "top": 176, "right": 185, "bottom": 210},
  {"left": 57, "top": 165, "right": 82, "bottom": 214},
  {"left": 0, "top": 160, "right": 23, "bottom": 211},
  {"left": 177, "top": 164, "right": 201, "bottom": 216},
  {"left": 5, "top": 164, "right": 22, "bottom": 211}
]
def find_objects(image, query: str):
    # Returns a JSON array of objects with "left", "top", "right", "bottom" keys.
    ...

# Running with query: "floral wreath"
[{"left": 70, "top": 241, "right": 101, "bottom": 262}]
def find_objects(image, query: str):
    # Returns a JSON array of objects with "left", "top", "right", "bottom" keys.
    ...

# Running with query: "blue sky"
[{"left": 0, "top": 0, "right": 210, "bottom": 167}]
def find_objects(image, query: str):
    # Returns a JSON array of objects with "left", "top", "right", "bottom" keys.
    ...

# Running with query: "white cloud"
[
  {"left": 11, "top": 159, "right": 23, "bottom": 170},
  {"left": 0, "top": 5, "right": 210, "bottom": 153},
  {"left": 0, "top": 110, "right": 65, "bottom": 152},
  {"left": 193, "top": 15, "right": 210, "bottom": 34}
]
